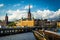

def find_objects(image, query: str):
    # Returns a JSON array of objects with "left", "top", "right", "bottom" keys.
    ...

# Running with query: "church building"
[
  {"left": 16, "top": 5, "right": 34, "bottom": 27},
  {"left": 5, "top": 14, "right": 8, "bottom": 26}
]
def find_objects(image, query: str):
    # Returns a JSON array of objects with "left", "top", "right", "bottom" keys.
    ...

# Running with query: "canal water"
[
  {"left": 57, "top": 28, "right": 60, "bottom": 33},
  {"left": 57, "top": 28, "right": 60, "bottom": 36},
  {"left": 0, "top": 32, "right": 36, "bottom": 40}
]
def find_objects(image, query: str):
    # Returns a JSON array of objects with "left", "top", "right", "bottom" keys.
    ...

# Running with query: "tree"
[
  {"left": 8, "top": 22, "right": 16, "bottom": 27},
  {"left": 0, "top": 20, "right": 2, "bottom": 22}
]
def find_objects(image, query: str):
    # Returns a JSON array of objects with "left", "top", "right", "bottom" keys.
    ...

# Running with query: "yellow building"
[
  {"left": 16, "top": 5, "right": 35, "bottom": 27},
  {"left": 57, "top": 21, "right": 60, "bottom": 28},
  {"left": 16, "top": 19, "right": 34, "bottom": 27}
]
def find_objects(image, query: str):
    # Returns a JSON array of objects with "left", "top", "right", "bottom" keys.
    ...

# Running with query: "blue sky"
[
  {"left": 0, "top": 0, "right": 60, "bottom": 21},
  {"left": 0, "top": 0, "right": 60, "bottom": 11}
]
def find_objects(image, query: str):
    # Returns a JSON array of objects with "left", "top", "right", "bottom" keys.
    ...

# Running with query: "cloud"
[
  {"left": 0, "top": 9, "right": 60, "bottom": 21},
  {"left": 0, "top": 4, "right": 4, "bottom": 7},
  {"left": 32, "top": 9, "right": 60, "bottom": 20},
  {"left": 6, "top": 9, "right": 28, "bottom": 21},
  {"left": 24, "top": 5, "right": 33, "bottom": 9},
  {"left": 0, "top": 16, "right": 5, "bottom": 20}
]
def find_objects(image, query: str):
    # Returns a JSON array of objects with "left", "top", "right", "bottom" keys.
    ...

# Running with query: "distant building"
[
  {"left": 0, "top": 20, "right": 6, "bottom": 28},
  {"left": 13, "top": 5, "right": 57, "bottom": 28},
  {"left": 16, "top": 5, "right": 34, "bottom": 27},
  {"left": 5, "top": 13, "right": 8, "bottom": 26},
  {"left": 0, "top": 22, "right": 4, "bottom": 26},
  {"left": 57, "top": 21, "right": 60, "bottom": 28},
  {"left": 28, "top": 5, "right": 31, "bottom": 20},
  {"left": 16, "top": 5, "right": 57, "bottom": 28},
  {"left": 44, "top": 21, "right": 56, "bottom": 27},
  {"left": 0, "top": 14, "right": 8, "bottom": 27}
]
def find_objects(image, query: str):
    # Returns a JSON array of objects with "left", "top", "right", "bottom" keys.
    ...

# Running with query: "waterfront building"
[
  {"left": 16, "top": 5, "right": 34, "bottom": 27},
  {"left": 45, "top": 21, "right": 56, "bottom": 28},
  {"left": 0, "top": 14, "right": 8, "bottom": 27},
  {"left": 5, "top": 13, "right": 8, "bottom": 26},
  {"left": 0, "top": 21, "right": 5, "bottom": 27},
  {"left": 57, "top": 21, "right": 60, "bottom": 28},
  {"left": 13, "top": 5, "right": 57, "bottom": 28}
]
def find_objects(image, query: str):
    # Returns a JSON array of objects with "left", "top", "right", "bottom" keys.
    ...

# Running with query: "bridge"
[{"left": 33, "top": 30, "right": 60, "bottom": 40}]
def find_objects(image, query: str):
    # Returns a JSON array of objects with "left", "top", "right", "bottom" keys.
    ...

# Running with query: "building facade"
[
  {"left": 57, "top": 21, "right": 60, "bottom": 28},
  {"left": 15, "top": 5, "right": 57, "bottom": 28},
  {"left": 0, "top": 14, "right": 8, "bottom": 28},
  {"left": 16, "top": 5, "right": 34, "bottom": 27},
  {"left": 5, "top": 14, "right": 8, "bottom": 26}
]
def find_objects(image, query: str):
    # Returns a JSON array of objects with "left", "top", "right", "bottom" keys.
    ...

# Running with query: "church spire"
[
  {"left": 5, "top": 13, "right": 8, "bottom": 26},
  {"left": 28, "top": 4, "right": 30, "bottom": 13},
  {"left": 6, "top": 13, "right": 7, "bottom": 17},
  {"left": 28, "top": 5, "right": 31, "bottom": 20}
]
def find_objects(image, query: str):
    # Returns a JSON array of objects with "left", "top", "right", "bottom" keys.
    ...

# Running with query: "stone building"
[
  {"left": 5, "top": 14, "right": 8, "bottom": 26},
  {"left": 0, "top": 14, "right": 8, "bottom": 27}
]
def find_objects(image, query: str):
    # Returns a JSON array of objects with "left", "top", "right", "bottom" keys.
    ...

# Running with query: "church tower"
[
  {"left": 5, "top": 13, "right": 8, "bottom": 26},
  {"left": 28, "top": 5, "right": 31, "bottom": 20}
]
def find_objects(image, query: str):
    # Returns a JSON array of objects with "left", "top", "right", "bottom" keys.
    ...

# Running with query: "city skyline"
[{"left": 0, "top": 0, "right": 60, "bottom": 21}]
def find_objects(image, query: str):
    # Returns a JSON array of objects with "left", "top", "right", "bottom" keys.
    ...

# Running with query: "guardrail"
[
  {"left": 33, "top": 31, "right": 46, "bottom": 40},
  {"left": 44, "top": 30, "right": 60, "bottom": 40},
  {"left": 33, "top": 30, "right": 60, "bottom": 40}
]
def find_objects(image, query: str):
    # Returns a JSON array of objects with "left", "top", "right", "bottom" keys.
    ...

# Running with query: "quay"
[
  {"left": 0, "top": 27, "right": 40, "bottom": 36},
  {"left": 0, "top": 27, "right": 60, "bottom": 40},
  {"left": 0, "top": 28, "right": 31, "bottom": 36}
]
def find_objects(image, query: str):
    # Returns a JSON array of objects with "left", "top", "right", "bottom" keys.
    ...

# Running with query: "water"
[
  {"left": 0, "top": 32, "right": 36, "bottom": 40},
  {"left": 55, "top": 28, "right": 60, "bottom": 35},
  {"left": 57, "top": 28, "right": 60, "bottom": 33}
]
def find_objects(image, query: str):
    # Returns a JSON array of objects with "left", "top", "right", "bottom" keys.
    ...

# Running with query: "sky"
[{"left": 0, "top": 0, "right": 60, "bottom": 21}]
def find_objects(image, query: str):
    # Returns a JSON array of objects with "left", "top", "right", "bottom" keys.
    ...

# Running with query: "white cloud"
[
  {"left": 0, "top": 9, "right": 60, "bottom": 21},
  {"left": 24, "top": 5, "right": 33, "bottom": 9},
  {"left": 33, "top": 9, "right": 60, "bottom": 19},
  {"left": 0, "top": 4, "right": 4, "bottom": 7},
  {"left": 6, "top": 9, "right": 28, "bottom": 21},
  {"left": 0, "top": 16, "right": 5, "bottom": 20}
]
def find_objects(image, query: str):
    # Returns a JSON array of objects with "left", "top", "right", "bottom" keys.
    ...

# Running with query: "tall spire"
[
  {"left": 5, "top": 13, "right": 8, "bottom": 26},
  {"left": 6, "top": 13, "right": 7, "bottom": 16},
  {"left": 28, "top": 4, "right": 31, "bottom": 20},
  {"left": 29, "top": 4, "right": 30, "bottom": 13}
]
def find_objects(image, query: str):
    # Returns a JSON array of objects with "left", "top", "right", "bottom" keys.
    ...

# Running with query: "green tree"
[
  {"left": 0, "top": 20, "right": 2, "bottom": 22},
  {"left": 8, "top": 22, "right": 16, "bottom": 27}
]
